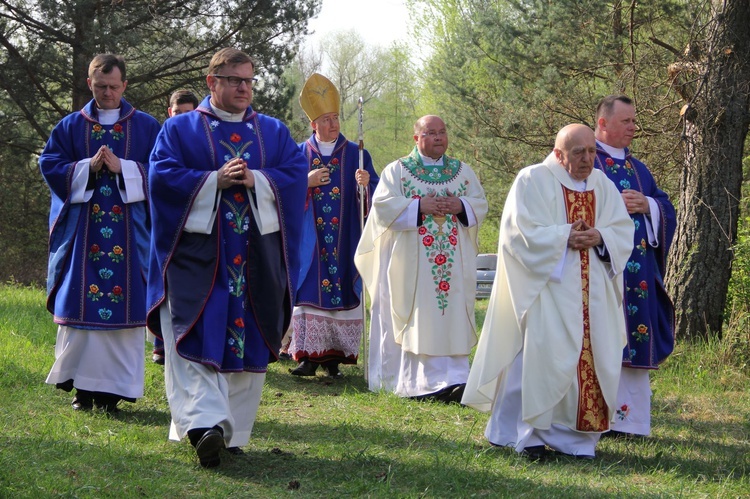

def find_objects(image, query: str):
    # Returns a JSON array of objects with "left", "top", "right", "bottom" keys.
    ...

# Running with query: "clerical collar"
[
  {"left": 97, "top": 108, "right": 120, "bottom": 126},
  {"left": 597, "top": 140, "right": 626, "bottom": 160},
  {"left": 419, "top": 152, "right": 443, "bottom": 166},
  {"left": 209, "top": 101, "right": 245, "bottom": 122},
  {"left": 316, "top": 137, "right": 337, "bottom": 156}
]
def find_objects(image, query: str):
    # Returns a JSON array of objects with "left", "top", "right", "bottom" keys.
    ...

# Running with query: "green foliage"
[
  {"left": 0, "top": 0, "right": 321, "bottom": 285},
  {"left": 1, "top": 284, "right": 750, "bottom": 497}
]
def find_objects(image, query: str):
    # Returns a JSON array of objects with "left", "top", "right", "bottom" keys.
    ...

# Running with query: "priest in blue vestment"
[
  {"left": 41, "top": 54, "right": 160, "bottom": 413},
  {"left": 287, "top": 73, "right": 379, "bottom": 378},
  {"left": 594, "top": 95, "right": 676, "bottom": 438},
  {"left": 147, "top": 48, "right": 308, "bottom": 468}
]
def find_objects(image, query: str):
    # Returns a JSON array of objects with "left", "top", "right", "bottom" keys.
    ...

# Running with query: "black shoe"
[
  {"left": 290, "top": 360, "right": 318, "bottom": 376},
  {"left": 93, "top": 394, "right": 121, "bottom": 413},
  {"left": 225, "top": 446, "right": 244, "bottom": 455},
  {"left": 278, "top": 352, "right": 292, "bottom": 361},
  {"left": 195, "top": 428, "right": 224, "bottom": 468},
  {"left": 437, "top": 384, "right": 465, "bottom": 404},
  {"left": 152, "top": 353, "right": 165, "bottom": 365},
  {"left": 71, "top": 395, "right": 93, "bottom": 411},
  {"left": 600, "top": 430, "right": 640, "bottom": 440},
  {"left": 521, "top": 445, "right": 548, "bottom": 462},
  {"left": 323, "top": 361, "right": 343, "bottom": 379}
]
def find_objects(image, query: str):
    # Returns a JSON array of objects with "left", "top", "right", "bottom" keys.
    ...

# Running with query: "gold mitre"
[{"left": 299, "top": 73, "right": 340, "bottom": 122}]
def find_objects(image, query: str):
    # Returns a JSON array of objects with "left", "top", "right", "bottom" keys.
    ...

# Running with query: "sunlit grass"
[{"left": 1, "top": 283, "right": 748, "bottom": 497}]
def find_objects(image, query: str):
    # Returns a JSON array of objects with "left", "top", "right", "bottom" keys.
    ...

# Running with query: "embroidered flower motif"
[
  {"left": 324, "top": 233, "right": 334, "bottom": 244},
  {"left": 620, "top": 179, "right": 631, "bottom": 190},
  {"left": 449, "top": 235, "right": 458, "bottom": 246},
  {"left": 98, "top": 308, "right": 113, "bottom": 320},
  {"left": 228, "top": 254, "right": 246, "bottom": 297},
  {"left": 87, "top": 284, "right": 103, "bottom": 301},
  {"left": 230, "top": 133, "right": 242, "bottom": 143},
  {"left": 233, "top": 254, "right": 242, "bottom": 265},
  {"left": 328, "top": 265, "right": 338, "bottom": 275},
  {"left": 632, "top": 324, "right": 649, "bottom": 343},
  {"left": 99, "top": 185, "right": 112, "bottom": 197},
  {"left": 434, "top": 254, "right": 447, "bottom": 265},
  {"left": 626, "top": 261, "right": 641, "bottom": 273},
  {"left": 316, "top": 217, "right": 325, "bottom": 230},
  {"left": 422, "top": 235, "right": 434, "bottom": 247},
  {"left": 635, "top": 280, "right": 649, "bottom": 299},
  {"left": 320, "top": 248, "right": 328, "bottom": 261},
  {"left": 329, "top": 186, "right": 341, "bottom": 200},
  {"left": 110, "top": 123, "right": 124, "bottom": 140},
  {"left": 235, "top": 317, "right": 245, "bottom": 328},
  {"left": 331, "top": 158, "right": 339, "bottom": 165},
  {"left": 210, "top": 120, "right": 220, "bottom": 131},
  {"left": 98, "top": 268, "right": 114, "bottom": 280},
  {"left": 634, "top": 219, "right": 641, "bottom": 231},
  {"left": 108, "top": 245, "right": 124, "bottom": 263},
  {"left": 100, "top": 226, "right": 113, "bottom": 239},
  {"left": 605, "top": 157, "right": 614, "bottom": 166},
  {"left": 616, "top": 404, "right": 629, "bottom": 421},
  {"left": 109, "top": 205, "right": 123, "bottom": 222},
  {"left": 91, "top": 204, "right": 103, "bottom": 223},
  {"left": 91, "top": 124, "right": 105, "bottom": 140},
  {"left": 321, "top": 279, "right": 332, "bottom": 293},
  {"left": 627, "top": 303, "right": 639, "bottom": 316},
  {"left": 313, "top": 158, "right": 321, "bottom": 166},
  {"left": 418, "top": 226, "right": 427, "bottom": 235},
  {"left": 438, "top": 280, "right": 450, "bottom": 292},
  {"left": 246, "top": 122, "right": 256, "bottom": 133},
  {"left": 108, "top": 285, "right": 124, "bottom": 303},
  {"left": 88, "top": 244, "right": 105, "bottom": 261},
  {"left": 234, "top": 192, "right": 245, "bottom": 203},
  {"left": 638, "top": 238, "right": 648, "bottom": 256},
  {"left": 330, "top": 216, "right": 339, "bottom": 231},
  {"left": 322, "top": 204, "right": 332, "bottom": 214},
  {"left": 313, "top": 187, "right": 323, "bottom": 201}
]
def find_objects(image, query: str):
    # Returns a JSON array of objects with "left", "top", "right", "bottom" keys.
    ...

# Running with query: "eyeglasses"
[
  {"left": 211, "top": 75, "right": 258, "bottom": 88},
  {"left": 420, "top": 130, "right": 447, "bottom": 138}
]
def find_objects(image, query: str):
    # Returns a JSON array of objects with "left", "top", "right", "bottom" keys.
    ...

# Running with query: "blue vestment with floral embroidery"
[
  {"left": 295, "top": 134, "right": 379, "bottom": 309},
  {"left": 40, "top": 98, "right": 160, "bottom": 329},
  {"left": 595, "top": 147, "right": 676, "bottom": 369},
  {"left": 146, "top": 97, "right": 308, "bottom": 372}
]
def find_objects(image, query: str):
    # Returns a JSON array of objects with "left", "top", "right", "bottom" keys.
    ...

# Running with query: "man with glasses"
[
  {"left": 147, "top": 47, "right": 308, "bottom": 468},
  {"left": 355, "top": 115, "right": 487, "bottom": 403},
  {"left": 41, "top": 54, "right": 160, "bottom": 414}
]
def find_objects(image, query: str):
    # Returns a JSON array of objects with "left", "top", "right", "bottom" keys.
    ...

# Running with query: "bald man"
[{"left": 462, "top": 124, "right": 634, "bottom": 460}]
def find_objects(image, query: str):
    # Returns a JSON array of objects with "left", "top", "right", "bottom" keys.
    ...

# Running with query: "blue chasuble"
[
  {"left": 595, "top": 147, "right": 676, "bottom": 369},
  {"left": 295, "top": 134, "right": 379, "bottom": 309},
  {"left": 40, "top": 98, "right": 159, "bottom": 329},
  {"left": 147, "top": 97, "right": 308, "bottom": 372}
]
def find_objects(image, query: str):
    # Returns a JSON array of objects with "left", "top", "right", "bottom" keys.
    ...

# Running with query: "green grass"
[{"left": 1, "top": 284, "right": 749, "bottom": 497}]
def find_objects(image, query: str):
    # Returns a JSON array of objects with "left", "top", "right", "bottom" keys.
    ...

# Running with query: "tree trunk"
[{"left": 667, "top": 0, "right": 750, "bottom": 340}]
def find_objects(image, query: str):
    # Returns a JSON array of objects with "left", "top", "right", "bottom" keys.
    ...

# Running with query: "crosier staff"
[{"left": 358, "top": 96, "right": 368, "bottom": 381}]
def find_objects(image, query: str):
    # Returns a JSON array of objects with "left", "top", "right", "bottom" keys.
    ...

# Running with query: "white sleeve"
[
  {"left": 645, "top": 197, "right": 661, "bottom": 246},
  {"left": 70, "top": 160, "right": 94, "bottom": 203},
  {"left": 184, "top": 172, "right": 220, "bottom": 234},
  {"left": 390, "top": 198, "right": 420, "bottom": 230},
  {"left": 248, "top": 172, "right": 280, "bottom": 235},
  {"left": 117, "top": 159, "right": 146, "bottom": 203}
]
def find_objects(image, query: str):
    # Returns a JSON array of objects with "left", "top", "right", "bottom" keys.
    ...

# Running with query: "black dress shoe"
[
  {"left": 323, "top": 361, "right": 343, "bottom": 378},
  {"left": 195, "top": 428, "right": 224, "bottom": 468},
  {"left": 290, "top": 360, "right": 318, "bottom": 376},
  {"left": 71, "top": 396, "right": 93, "bottom": 411},
  {"left": 225, "top": 446, "right": 244, "bottom": 455},
  {"left": 278, "top": 352, "right": 292, "bottom": 361},
  {"left": 521, "top": 445, "right": 548, "bottom": 462}
]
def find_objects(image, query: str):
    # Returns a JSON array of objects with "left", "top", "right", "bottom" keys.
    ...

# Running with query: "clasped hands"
[
  {"left": 217, "top": 157, "right": 254, "bottom": 189},
  {"left": 567, "top": 219, "right": 602, "bottom": 250},
  {"left": 308, "top": 167, "right": 370, "bottom": 188},
  {"left": 419, "top": 191, "right": 463, "bottom": 217},
  {"left": 90, "top": 145, "right": 122, "bottom": 174}
]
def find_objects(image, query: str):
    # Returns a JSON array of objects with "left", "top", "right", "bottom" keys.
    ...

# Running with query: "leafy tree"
[
  {"left": 0, "top": 0, "right": 320, "bottom": 284},
  {"left": 414, "top": 0, "right": 750, "bottom": 339}
]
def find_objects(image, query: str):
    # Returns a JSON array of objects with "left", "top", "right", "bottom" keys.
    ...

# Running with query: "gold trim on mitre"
[{"left": 299, "top": 73, "right": 340, "bottom": 122}]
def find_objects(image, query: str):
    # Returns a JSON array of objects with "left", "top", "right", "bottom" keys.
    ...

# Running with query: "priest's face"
[
  {"left": 88, "top": 67, "right": 127, "bottom": 110},
  {"left": 555, "top": 126, "right": 597, "bottom": 181},
  {"left": 207, "top": 62, "right": 254, "bottom": 114},
  {"left": 414, "top": 116, "right": 448, "bottom": 160},
  {"left": 599, "top": 100, "right": 637, "bottom": 149},
  {"left": 312, "top": 112, "right": 340, "bottom": 142}
]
